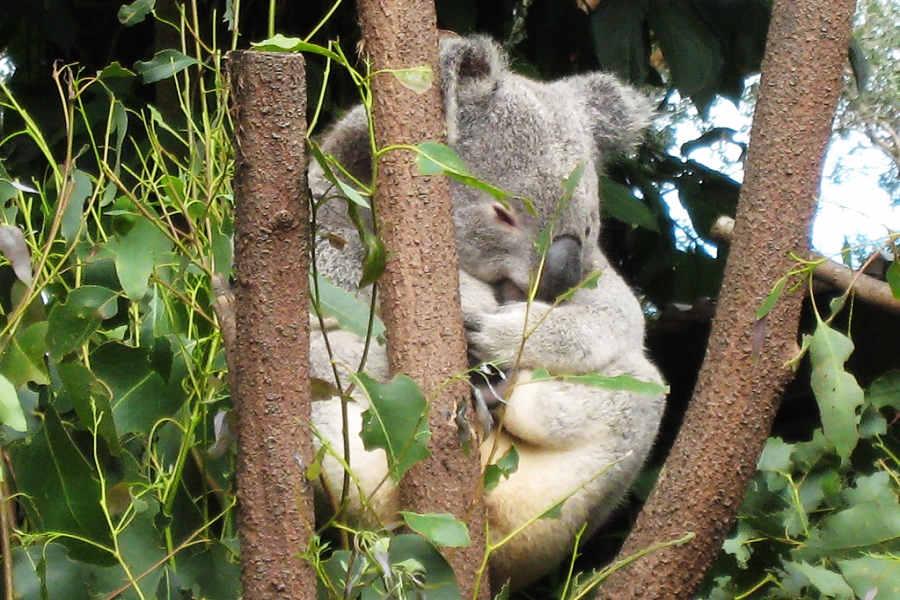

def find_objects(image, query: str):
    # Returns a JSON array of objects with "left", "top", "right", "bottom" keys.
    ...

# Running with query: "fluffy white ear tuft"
[
  {"left": 439, "top": 35, "right": 506, "bottom": 144},
  {"left": 564, "top": 73, "right": 654, "bottom": 160}
]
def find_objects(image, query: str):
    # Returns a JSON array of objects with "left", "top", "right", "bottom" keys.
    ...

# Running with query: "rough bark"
[
  {"left": 599, "top": 1, "right": 858, "bottom": 598},
  {"left": 227, "top": 51, "right": 315, "bottom": 599},
  {"left": 355, "top": 2, "right": 489, "bottom": 597}
]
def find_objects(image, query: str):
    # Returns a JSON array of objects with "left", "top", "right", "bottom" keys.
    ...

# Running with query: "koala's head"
[{"left": 309, "top": 35, "right": 652, "bottom": 302}]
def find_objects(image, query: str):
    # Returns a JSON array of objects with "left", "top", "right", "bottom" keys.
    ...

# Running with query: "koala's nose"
[{"left": 536, "top": 235, "right": 582, "bottom": 302}]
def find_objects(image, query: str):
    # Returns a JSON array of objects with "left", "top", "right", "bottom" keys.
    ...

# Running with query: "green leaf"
[
  {"left": 756, "top": 277, "right": 787, "bottom": 320},
  {"left": 838, "top": 556, "right": 900, "bottom": 600},
  {"left": 57, "top": 361, "right": 120, "bottom": 453},
  {"left": 400, "top": 512, "right": 471, "bottom": 548},
  {"left": 172, "top": 541, "right": 242, "bottom": 600},
  {"left": 308, "top": 140, "right": 371, "bottom": 209},
  {"left": 389, "top": 66, "right": 433, "bottom": 94},
  {"left": 134, "top": 49, "right": 198, "bottom": 84},
  {"left": 92, "top": 342, "right": 184, "bottom": 436},
  {"left": 722, "top": 521, "right": 755, "bottom": 569},
  {"left": 600, "top": 178, "right": 659, "bottom": 232},
  {"left": 808, "top": 322, "right": 864, "bottom": 461},
  {"left": 88, "top": 500, "right": 168, "bottom": 598},
  {"left": 62, "top": 170, "right": 93, "bottom": 243},
  {"left": 356, "top": 373, "right": 430, "bottom": 481},
  {"left": 359, "top": 229, "right": 386, "bottom": 288},
  {"left": 757, "top": 436, "right": 793, "bottom": 473},
  {"left": 589, "top": 1, "right": 650, "bottom": 83},
  {"left": 388, "top": 534, "right": 459, "bottom": 599},
  {"left": 559, "top": 162, "right": 585, "bottom": 210},
  {"left": 785, "top": 561, "right": 854, "bottom": 599},
  {"left": 540, "top": 498, "right": 565, "bottom": 520},
  {"left": 484, "top": 445, "right": 519, "bottom": 492},
  {"left": 98, "top": 61, "right": 136, "bottom": 79},
  {"left": 108, "top": 219, "right": 173, "bottom": 300},
  {"left": 527, "top": 369, "right": 668, "bottom": 397},
  {"left": 250, "top": 35, "right": 343, "bottom": 62},
  {"left": 867, "top": 370, "right": 900, "bottom": 410},
  {"left": 843, "top": 472, "right": 896, "bottom": 507},
  {"left": 46, "top": 286, "right": 119, "bottom": 360},
  {"left": 118, "top": 0, "right": 156, "bottom": 26},
  {"left": 886, "top": 261, "right": 900, "bottom": 298},
  {"left": 416, "top": 142, "right": 510, "bottom": 204},
  {"left": 9, "top": 408, "right": 112, "bottom": 562},
  {"left": 648, "top": 0, "right": 723, "bottom": 112},
  {"left": 12, "top": 543, "right": 98, "bottom": 600},
  {"left": 801, "top": 498, "right": 900, "bottom": 559},
  {"left": 0, "top": 321, "right": 49, "bottom": 388},
  {"left": 310, "top": 273, "right": 385, "bottom": 341},
  {"left": 555, "top": 270, "right": 602, "bottom": 304},
  {"left": 0, "top": 374, "right": 26, "bottom": 432}
]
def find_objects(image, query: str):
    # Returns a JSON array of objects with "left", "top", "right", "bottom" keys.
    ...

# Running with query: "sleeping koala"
[{"left": 307, "top": 35, "right": 666, "bottom": 590}]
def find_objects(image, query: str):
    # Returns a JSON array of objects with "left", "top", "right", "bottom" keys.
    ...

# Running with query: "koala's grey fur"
[{"left": 307, "top": 35, "right": 665, "bottom": 590}]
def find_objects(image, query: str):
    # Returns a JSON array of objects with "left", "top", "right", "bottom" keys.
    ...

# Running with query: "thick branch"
[
  {"left": 356, "top": 1, "right": 488, "bottom": 596},
  {"left": 712, "top": 216, "right": 900, "bottom": 315},
  {"left": 227, "top": 51, "right": 316, "bottom": 599},
  {"left": 599, "top": 1, "right": 857, "bottom": 598}
]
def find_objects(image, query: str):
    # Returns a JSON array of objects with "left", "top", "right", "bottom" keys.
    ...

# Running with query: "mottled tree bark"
[
  {"left": 599, "top": 1, "right": 857, "bottom": 598},
  {"left": 228, "top": 51, "right": 315, "bottom": 599},
  {"left": 355, "top": 1, "right": 489, "bottom": 597}
]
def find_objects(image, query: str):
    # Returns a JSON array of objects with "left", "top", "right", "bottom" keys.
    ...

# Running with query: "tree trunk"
[
  {"left": 599, "top": 1, "right": 857, "bottom": 598},
  {"left": 227, "top": 50, "right": 316, "bottom": 599},
  {"left": 355, "top": 2, "right": 489, "bottom": 597}
]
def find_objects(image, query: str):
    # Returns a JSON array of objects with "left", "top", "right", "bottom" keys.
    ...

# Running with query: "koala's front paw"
[{"left": 465, "top": 308, "right": 529, "bottom": 367}]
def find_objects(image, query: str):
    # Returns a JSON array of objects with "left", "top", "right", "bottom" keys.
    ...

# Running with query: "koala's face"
[
  {"left": 450, "top": 85, "right": 603, "bottom": 302},
  {"left": 442, "top": 36, "right": 649, "bottom": 303}
]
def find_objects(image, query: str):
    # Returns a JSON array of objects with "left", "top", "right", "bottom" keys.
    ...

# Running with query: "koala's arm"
[{"left": 466, "top": 256, "right": 648, "bottom": 375}]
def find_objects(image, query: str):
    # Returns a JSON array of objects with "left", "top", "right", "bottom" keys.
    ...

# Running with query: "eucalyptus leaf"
[
  {"left": 57, "top": 361, "right": 120, "bottom": 453},
  {"left": 135, "top": 49, "right": 198, "bottom": 84},
  {"left": 886, "top": 261, "right": 900, "bottom": 299},
  {"left": 416, "top": 142, "right": 509, "bottom": 204},
  {"left": 118, "top": 0, "right": 156, "bottom": 26},
  {"left": 600, "top": 177, "right": 659, "bottom": 232},
  {"left": 9, "top": 408, "right": 112, "bottom": 563},
  {"left": 61, "top": 170, "right": 93, "bottom": 243},
  {"left": 390, "top": 66, "right": 433, "bottom": 94},
  {"left": 0, "top": 321, "right": 49, "bottom": 388},
  {"left": 92, "top": 342, "right": 184, "bottom": 436},
  {"left": 484, "top": 445, "right": 519, "bottom": 492},
  {"left": 46, "top": 286, "right": 119, "bottom": 360},
  {"left": 837, "top": 556, "right": 900, "bottom": 600},
  {"left": 0, "top": 374, "right": 26, "bottom": 432},
  {"left": 310, "top": 273, "right": 385, "bottom": 341},
  {"left": 250, "top": 35, "right": 343, "bottom": 62},
  {"left": 400, "top": 512, "right": 471, "bottom": 548},
  {"left": 107, "top": 218, "right": 173, "bottom": 300},
  {"left": 356, "top": 373, "right": 430, "bottom": 481},
  {"left": 808, "top": 321, "right": 864, "bottom": 461}
]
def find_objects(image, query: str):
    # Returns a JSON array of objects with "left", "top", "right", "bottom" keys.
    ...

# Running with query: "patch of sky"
[{"left": 658, "top": 75, "right": 897, "bottom": 264}]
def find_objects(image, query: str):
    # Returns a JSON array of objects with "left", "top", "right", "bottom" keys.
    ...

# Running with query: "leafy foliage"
[{"left": 0, "top": 1, "right": 895, "bottom": 599}]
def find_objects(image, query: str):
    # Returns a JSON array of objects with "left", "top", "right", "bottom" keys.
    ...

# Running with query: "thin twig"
[{"left": 712, "top": 215, "right": 900, "bottom": 314}]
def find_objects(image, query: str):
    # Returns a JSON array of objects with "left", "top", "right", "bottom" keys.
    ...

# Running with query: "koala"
[{"left": 306, "top": 35, "right": 666, "bottom": 590}]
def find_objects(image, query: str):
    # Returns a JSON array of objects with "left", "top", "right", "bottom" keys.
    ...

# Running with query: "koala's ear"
[
  {"left": 566, "top": 73, "right": 654, "bottom": 159},
  {"left": 307, "top": 105, "right": 370, "bottom": 201},
  {"left": 439, "top": 35, "right": 506, "bottom": 143}
]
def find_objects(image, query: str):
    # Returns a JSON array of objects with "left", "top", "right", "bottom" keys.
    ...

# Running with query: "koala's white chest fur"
[{"left": 306, "top": 34, "right": 665, "bottom": 590}]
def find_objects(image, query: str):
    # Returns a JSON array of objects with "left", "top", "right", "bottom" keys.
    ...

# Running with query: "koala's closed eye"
[{"left": 493, "top": 204, "right": 517, "bottom": 228}]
